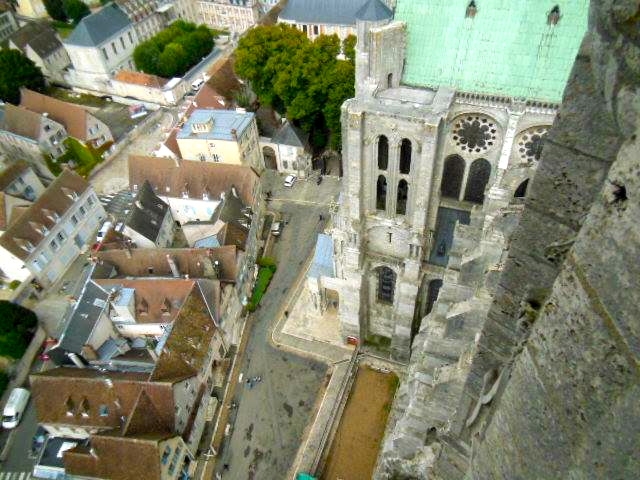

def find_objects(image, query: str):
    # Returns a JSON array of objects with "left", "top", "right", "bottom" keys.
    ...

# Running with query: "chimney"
[
  {"left": 231, "top": 128, "right": 237, "bottom": 140},
  {"left": 166, "top": 254, "right": 180, "bottom": 278}
]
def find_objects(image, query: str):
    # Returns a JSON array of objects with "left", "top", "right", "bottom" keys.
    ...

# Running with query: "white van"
[
  {"left": 191, "top": 78, "right": 205, "bottom": 92},
  {"left": 96, "top": 221, "right": 113, "bottom": 242},
  {"left": 2, "top": 388, "right": 30, "bottom": 429}
]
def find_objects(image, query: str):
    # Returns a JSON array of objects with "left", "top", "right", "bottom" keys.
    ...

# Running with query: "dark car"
[{"left": 31, "top": 427, "right": 47, "bottom": 458}]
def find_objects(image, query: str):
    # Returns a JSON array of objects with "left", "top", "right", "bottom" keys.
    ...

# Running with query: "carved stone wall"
[{"left": 377, "top": 1, "right": 640, "bottom": 477}]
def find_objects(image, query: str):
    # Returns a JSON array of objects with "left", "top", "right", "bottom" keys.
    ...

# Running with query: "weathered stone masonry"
[{"left": 376, "top": 1, "right": 640, "bottom": 478}]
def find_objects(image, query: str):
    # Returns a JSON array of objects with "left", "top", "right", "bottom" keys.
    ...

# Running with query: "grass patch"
[
  {"left": 246, "top": 257, "right": 277, "bottom": 312},
  {"left": 51, "top": 20, "right": 74, "bottom": 39},
  {"left": 62, "top": 137, "right": 113, "bottom": 177}
]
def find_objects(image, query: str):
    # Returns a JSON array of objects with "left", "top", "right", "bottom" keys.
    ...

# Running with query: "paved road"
[{"left": 214, "top": 172, "right": 341, "bottom": 479}]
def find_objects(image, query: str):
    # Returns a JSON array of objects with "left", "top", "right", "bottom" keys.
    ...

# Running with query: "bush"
[
  {"left": 0, "top": 301, "right": 37, "bottom": 359},
  {"left": 8, "top": 280, "right": 21, "bottom": 290},
  {"left": 61, "top": 137, "right": 112, "bottom": 177}
]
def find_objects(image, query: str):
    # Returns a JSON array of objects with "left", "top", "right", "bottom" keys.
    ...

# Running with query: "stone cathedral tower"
[{"left": 332, "top": 0, "right": 588, "bottom": 360}]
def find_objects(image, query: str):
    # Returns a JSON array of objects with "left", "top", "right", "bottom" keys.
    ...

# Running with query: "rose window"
[
  {"left": 452, "top": 115, "right": 497, "bottom": 153},
  {"left": 517, "top": 126, "right": 549, "bottom": 162}
]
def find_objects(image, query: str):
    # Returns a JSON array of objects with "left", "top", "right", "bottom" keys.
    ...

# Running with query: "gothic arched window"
[
  {"left": 396, "top": 179, "right": 408, "bottom": 215},
  {"left": 441, "top": 155, "right": 465, "bottom": 199},
  {"left": 400, "top": 139, "right": 412, "bottom": 174},
  {"left": 464, "top": 158, "right": 491, "bottom": 204},
  {"left": 514, "top": 178, "right": 529, "bottom": 198},
  {"left": 376, "top": 266, "right": 396, "bottom": 304},
  {"left": 377, "top": 135, "right": 389, "bottom": 170},
  {"left": 387, "top": 73, "right": 393, "bottom": 88},
  {"left": 376, "top": 175, "right": 387, "bottom": 211}
]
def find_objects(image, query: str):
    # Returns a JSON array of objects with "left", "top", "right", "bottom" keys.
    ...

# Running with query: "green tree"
[
  {"left": 0, "top": 301, "right": 37, "bottom": 359},
  {"left": 43, "top": 0, "right": 67, "bottom": 21},
  {"left": 343, "top": 35, "right": 356, "bottom": 65},
  {"left": 133, "top": 40, "right": 162, "bottom": 74},
  {"left": 235, "top": 25, "right": 355, "bottom": 150},
  {"left": 63, "top": 0, "right": 90, "bottom": 24},
  {"left": 0, "top": 49, "right": 45, "bottom": 105},
  {"left": 158, "top": 43, "right": 188, "bottom": 78}
]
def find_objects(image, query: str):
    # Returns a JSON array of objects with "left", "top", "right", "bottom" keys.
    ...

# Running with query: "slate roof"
[
  {"left": 271, "top": 120, "right": 309, "bottom": 148},
  {"left": 20, "top": 89, "right": 90, "bottom": 141},
  {"left": 0, "top": 104, "right": 43, "bottom": 141},
  {"left": 355, "top": 0, "right": 393, "bottom": 21},
  {"left": 95, "top": 246, "right": 240, "bottom": 282},
  {"left": 128, "top": 156, "right": 259, "bottom": 206},
  {"left": 279, "top": 0, "right": 374, "bottom": 26},
  {"left": 210, "top": 188, "right": 250, "bottom": 249},
  {"left": 125, "top": 181, "right": 170, "bottom": 244},
  {"left": 308, "top": 233, "right": 335, "bottom": 279},
  {"left": 177, "top": 109, "right": 254, "bottom": 142},
  {"left": 65, "top": 3, "right": 132, "bottom": 47},
  {"left": 9, "top": 22, "right": 63, "bottom": 58},
  {"left": 0, "top": 169, "right": 89, "bottom": 260},
  {"left": 48, "top": 281, "right": 110, "bottom": 364}
]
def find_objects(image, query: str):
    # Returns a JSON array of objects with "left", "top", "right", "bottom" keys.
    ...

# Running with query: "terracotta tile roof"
[
  {"left": 193, "top": 85, "right": 227, "bottom": 109},
  {"left": 30, "top": 367, "right": 181, "bottom": 436},
  {"left": 0, "top": 159, "right": 30, "bottom": 192},
  {"left": 95, "top": 246, "right": 240, "bottom": 282},
  {"left": 129, "top": 156, "right": 259, "bottom": 206},
  {"left": 0, "top": 104, "right": 43, "bottom": 140},
  {"left": 151, "top": 285, "right": 217, "bottom": 382},
  {"left": 64, "top": 433, "right": 167, "bottom": 480},
  {"left": 94, "top": 278, "right": 197, "bottom": 324},
  {"left": 0, "top": 169, "right": 89, "bottom": 260},
  {"left": 122, "top": 389, "right": 172, "bottom": 436},
  {"left": 20, "top": 89, "right": 89, "bottom": 141},
  {"left": 113, "top": 70, "right": 168, "bottom": 88}
]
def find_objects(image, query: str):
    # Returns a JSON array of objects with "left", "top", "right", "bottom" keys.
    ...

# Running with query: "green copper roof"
[{"left": 395, "top": 0, "right": 589, "bottom": 102}]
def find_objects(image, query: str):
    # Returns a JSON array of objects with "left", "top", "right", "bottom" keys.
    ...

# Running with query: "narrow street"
[{"left": 214, "top": 173, "right": 340, "bottom": 479}]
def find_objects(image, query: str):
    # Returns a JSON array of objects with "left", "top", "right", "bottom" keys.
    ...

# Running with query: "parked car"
[
  {"left": 96, "top": 221, "right": 113, "bottom": 242},
  {"left": 270, "top": 221, "right": 283, "bottom": 237},
  {"left": 284, "top": 174, "right": 297, "bottom": 187},
  {"left": 2, "top": 388, "right": 30, "bottom": 429}
]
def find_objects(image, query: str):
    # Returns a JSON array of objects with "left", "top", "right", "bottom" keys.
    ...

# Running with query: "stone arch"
[
  {"left": 399, "top": 138, "right": 412, "bottom": 174},
  {"left": 396, "top": 179, "right": 408, "bottom": 215},
  {"left": 377, "top": 135, "right": 389, "bottom": 170},
  {"left": 387, "top": 73, "right": 393, "bottom": 88},
  {"left": 464, "top": 158, "right": 491, "bottom": 203},
  {"left": 514, "top": 178, "right": 530, "bottom": 198},
  {"left": 375, "top": 266, "right": 396, "bottom": 304},
  {"left": 441, "top": 155, "right": 465, "bottom": 199},
  {"left": 262, "top": 146, "right": 277, "bottom": 170},
  {"left": 376, "top": 175, "right": 387, "bottom": 211}
]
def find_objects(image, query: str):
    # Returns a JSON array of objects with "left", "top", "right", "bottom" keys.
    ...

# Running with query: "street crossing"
[{"left": 0, "top": 472, "right": 32, "bottom": 480}]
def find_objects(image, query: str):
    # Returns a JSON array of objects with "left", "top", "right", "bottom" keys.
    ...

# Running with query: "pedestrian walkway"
[{"left": 0, "top": 472, "right": 32, "bottom": 480}]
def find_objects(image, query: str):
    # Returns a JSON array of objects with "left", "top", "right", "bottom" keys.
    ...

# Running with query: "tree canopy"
[
  {"left": 44, "top": 0, "right": 89, "bottom": 23},
  {"left": 0, "top": 49, "right": 45, "bottom": 105},
  {"left": 235, "top": 25, "right": 355, "bottom": 149},
  {"left": 63, "top": 0, "right": 90, "bottom": 24},
  {"left": 0, "top": 301, "right": 37, "bottom": 359},
  {"left": 133, "top": 21, "right": 215, "bottom": 78}
]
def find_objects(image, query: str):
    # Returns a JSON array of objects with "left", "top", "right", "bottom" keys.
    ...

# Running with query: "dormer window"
[
  {"left": 30, "top": 221, "right": 49, "bottom": 236},
  {"left": 16, "top": 238, "right": 36, "bottom": 253},
  {"left": 43, "top": 209, "right": 61, "bottom": 223},
  {"left": 79, "top": 397, "right": 90, "bottom": 418},
  {"left": 62, "top": 187, "right": 79, "bottom": 201},
  {"left": 203, "top": 192, "right": 209, "bottom": 201},
  {"left": 160, "top": 297, "right": 171, "bottom": 315},
  {"left": 66, "top": 397, "right": 75, "bottom": 416},
  {"left": 548, "top": 5, "right": 560, "bottom": 25},
  {"left": 138, "top": 297, "right": 149, "bottom": 315}
]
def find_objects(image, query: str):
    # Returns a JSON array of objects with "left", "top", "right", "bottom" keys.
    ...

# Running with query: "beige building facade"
[{"left": 198, "top": 0, "right": 260, "bottom": 33}]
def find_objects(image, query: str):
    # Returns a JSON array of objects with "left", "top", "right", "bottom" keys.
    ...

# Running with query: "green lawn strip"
[{"left": 246, "top": 257, "right": 277, "bottom": 311}]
